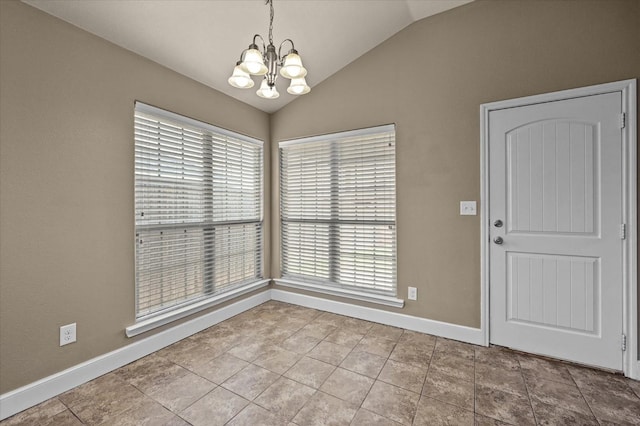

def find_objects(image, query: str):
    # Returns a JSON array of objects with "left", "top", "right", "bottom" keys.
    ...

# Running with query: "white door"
[{"left": 489, "top": 92, "right": 624, "bottom": 370}]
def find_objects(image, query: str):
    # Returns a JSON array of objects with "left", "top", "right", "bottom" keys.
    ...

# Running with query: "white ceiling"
[{"left": 24, "top": 0, "right": 472, "bottom": 113}]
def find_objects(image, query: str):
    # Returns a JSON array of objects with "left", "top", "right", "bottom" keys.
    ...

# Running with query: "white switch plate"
[
  {"left": 460, "top": 201, "right": 477, "bottom": 216},
  {"left": 60, "top": 323, "right": 76, "bottom": 346},
  {"left": 408, "top": 286, "right": 417, "bottom": 300}
]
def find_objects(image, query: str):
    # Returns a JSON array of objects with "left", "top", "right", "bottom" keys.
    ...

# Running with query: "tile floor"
[{"left": 3, "top": 301, "right": 640, "bottom": 425}]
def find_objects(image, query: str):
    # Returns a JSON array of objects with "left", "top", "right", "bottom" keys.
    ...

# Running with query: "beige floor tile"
[
  {"left": 0, "top": 398, "right": 68, "bottom": 426},
  {"left": 388, "top": 340, "right": 432, "bottom": 367},
  {"left": 131, "top": 364, "right": 215, "bottom": 412},
  {"left": 186, "top": 352, "right": 249, "bottom": 384},
  {"left": 180, "top": 386, "right": 248, "bottom": 425},
  {"left": 340, "top": 350, "right": 387, "bottom": 379},
  {"left": 320, "top": 367, "right": 374, "bottom": 405},
  {"left": 253, "top": 346, "right": 302, "bottom": 374},
  {"left": 423, "top": 369, "right": 474, "bottom": 410},
  {"left": 222, "top": 364, "right": 279, "bottom": 400},
  {"left": 341, "top": 317, "right": 375, "bottom": 334},
  {"left": 313, "top": 312, "right": 347, "bottom": 327},
  {"left": 524, "top": 375, "right": 591, "bottom": 416},
  {"left": 280, "top": 332, "right": 321, "bottom": 354},
  {"left": 353, "top": 335, "right": 397, "bottom": 358},
  {"left": 627, "top": 378, "right": 640, "bottom": 398},
  {"left": 398, "top": 330, "right": 437, "bottom": 347},
  {"left": 226, "top": 403, "right": 289, "bottom": 426},
  {"left": 580, "top": 388, "right": 640, "bottom": 425},
  {"left": 413, "top": 396, "right": 474, "bottom": 426},
  {"left": 475, "top": 384, "right": 536, "bottom": 426},
  {"left": 298, "top": 321, "right": 336, "bottom": 339},
  {"left": 378, "top": 359, "right": 427, "bottom": 393},
  {"left": 350, "top": 408, "right": 401, "bottom": 425},
  {"left": 362, "top": 381, "right": 420, "bottom": 426},
  {"left": 324, "top": 328, "right": 364, "bottom": 349},
  {"left": 59, "top": 374, "right": 148, "bottom": 425},
  {"left": 518, "top": 355, "right": 573, "bottom": 385},
  {"left": 292, "top": 391, "right": 358, "bottom": 426},
  {"left": 475, "top": 362, "right": 527, "bottom": 397},
  {"left": 254, "top": 377, "right": 316, "bottom": 420},
  {"left": 367, "top": 323, "right": 403, "bottom": 341},
  {"left": 474, "top": 346, "right": 520, "bottom": 370},
  {"left": 99, "top": 398, "right": 176, "bottom": 426},
  {"left": 429, "top": 352, "right": 475, "bottom": 382},
  {"left": 307, "top": 340, "right": 352, "bottom": 365},
  {"left": 434, "top": 337, "right": 475, "bottom": 361},
  {"left": 227, "top": 339, "right": 278, "bottom": 362},
  {"left": 283, "top": 356, "right": 335, "bottom": 388},
  {"left": 530, "top": 399, "right": 598, "bottom": 425},
  {"left": 473, "top": 414, "right": 511, "bottom": 425}
]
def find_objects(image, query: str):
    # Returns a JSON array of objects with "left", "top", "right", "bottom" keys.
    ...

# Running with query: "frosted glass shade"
[
  {"left": 287, "top": 77, "right": 311, "bottom": 95},
  {"left": 256, "top": 79, "right": 280, "bottom": 99},
  {"left": 280, "top": 52, "right": 307, "bottom": 79},
  {"left": 240, "top": 48, "right": 268, "bottom": 75},
  {"left": 228, "top": 64, "right": 254, "bottom": 89}
]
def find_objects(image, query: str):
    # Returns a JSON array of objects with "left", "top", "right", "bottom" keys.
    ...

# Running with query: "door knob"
[
  {"left": 494, "top": 237, "right": 504, "bottom": 245},
  {"left": 494, "top": 220, "right": 503, "bottom": 228}
]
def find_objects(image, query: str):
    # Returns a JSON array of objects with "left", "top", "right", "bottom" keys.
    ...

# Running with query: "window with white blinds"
[
  {"left": 134, "top": 102, "right": 263, "bottom": 320},
  {"left": 279, "top": 124, "right": 397, "bottom": 297}
]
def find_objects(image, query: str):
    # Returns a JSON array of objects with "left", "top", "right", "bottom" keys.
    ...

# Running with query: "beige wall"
[
  {"left": 0, "top": 1, "right": 270, "bottom": 393},
  {"left": 271, "top": 0, "right": 640, "bottom": 327}
]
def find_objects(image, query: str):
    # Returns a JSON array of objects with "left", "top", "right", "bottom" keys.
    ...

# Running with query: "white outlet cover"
[
  {"left": 60, "top": 323, "right": 76, "bottom": 346},
  {"left": 460, "top": 201, "right": 477, "bottom": 216},
  {"left": 408, "top": 286, "right": 417, "bottom": 301}
]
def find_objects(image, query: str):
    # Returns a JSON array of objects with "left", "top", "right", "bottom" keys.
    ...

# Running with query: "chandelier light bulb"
[
  {"left": 257, "top": 79, "right": 280, "bottom": 99},
  {"left": 240, "top": 48, "right": 268, "bottom": 75},
  {"left": 287, "top": 77, "right": 311, "bottom": 95},
  {"left": 280, "top": 52, "right": 307, "bottom": 79},
  {"left": 228, "top": 63, "right": 254, "bottom": 89}
]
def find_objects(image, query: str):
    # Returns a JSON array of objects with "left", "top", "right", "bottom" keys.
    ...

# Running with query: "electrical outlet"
[
  {"left": 408, "top": 286, "right": 417, "bottom": 301},
  {"left": 60, "top": 323, "right": 76, "bottom": 346}
]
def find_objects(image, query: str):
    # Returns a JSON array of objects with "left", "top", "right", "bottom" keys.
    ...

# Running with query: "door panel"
[{"left": 489, "top": 92, "right": 623, "bottom": 370}]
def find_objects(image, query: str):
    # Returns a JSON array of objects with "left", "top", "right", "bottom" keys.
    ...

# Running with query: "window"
[
  {"left": 279, "top": 125, "right": 398, "bottom": 303},
  {"left": 134, "top": 102, "right": 263, "bottom": 321}
]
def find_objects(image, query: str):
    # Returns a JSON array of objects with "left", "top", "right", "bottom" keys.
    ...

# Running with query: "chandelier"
[{"left": 228, "top": 0, "right": 310, "bottom": 99}]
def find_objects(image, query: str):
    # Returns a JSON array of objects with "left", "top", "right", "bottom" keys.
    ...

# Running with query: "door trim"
[{"left": 480, "top": 79, "right": 637, "bottom": 379}]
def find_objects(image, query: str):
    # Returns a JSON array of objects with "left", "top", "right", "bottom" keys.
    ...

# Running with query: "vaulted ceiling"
[{"left": 24, "top": 0, "right": 472, "bottom": 113}]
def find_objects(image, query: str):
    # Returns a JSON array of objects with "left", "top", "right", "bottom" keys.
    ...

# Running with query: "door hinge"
[
  {"left": 620, "top": 224, "right": 626, "bottom": 240},
  {"left": 619, "top": 113, "right": 626, "bottom": 129},
  {"left": 622, "top": 334, "right": 627, "bottom": 351}
]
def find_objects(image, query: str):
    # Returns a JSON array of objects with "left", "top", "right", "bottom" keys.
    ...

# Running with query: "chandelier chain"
[{"left": 267, "top": 0, "right": 274, "bottom": 45}]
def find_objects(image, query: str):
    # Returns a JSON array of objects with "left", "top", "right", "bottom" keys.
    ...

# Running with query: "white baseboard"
[
  {"left": 271, "top": 289, "right": 485, "bottom": 346},
  {"left": 0, "top": 290, "right": 271, "bottom": 421}
]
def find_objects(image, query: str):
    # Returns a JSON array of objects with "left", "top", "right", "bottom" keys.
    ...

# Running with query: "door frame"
[{"left": 480, "top": 79, "right": 638, "bottom": 379}]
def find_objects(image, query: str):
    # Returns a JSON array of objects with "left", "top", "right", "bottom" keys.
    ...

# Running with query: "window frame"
[
  {"left": 277, "top": 124, "right": 403, "bottom": 308},
  {"left": 127, "top": 102, "right": 268, "bottom": 337}
]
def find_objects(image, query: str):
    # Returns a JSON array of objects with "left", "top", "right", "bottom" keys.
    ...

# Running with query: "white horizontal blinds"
[
  {"left": 280, "top": 125, "right": 397, "bottom": 296},
  {"left": 135, "top": 103, "right": 263, "bottom": 319}
]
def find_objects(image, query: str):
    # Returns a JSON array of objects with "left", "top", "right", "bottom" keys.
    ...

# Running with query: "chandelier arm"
[
  {"left": 277, "top": 39, "right": 296, "bottom": 61},
  {"left": 251, "top": 34, "right": 266, "bottom": 54}
]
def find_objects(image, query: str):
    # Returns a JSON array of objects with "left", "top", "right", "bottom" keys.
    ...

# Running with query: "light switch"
[{"left": 460, "top": 201, "right": 477, "bottom": 216}]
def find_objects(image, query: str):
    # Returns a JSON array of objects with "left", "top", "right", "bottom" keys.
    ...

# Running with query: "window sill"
[
  {"left": 125, "top": 279, "right": 270, "bottom": 338},
  {"left": 274, "top": 278, "right": 404, "bottom": 308}
]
